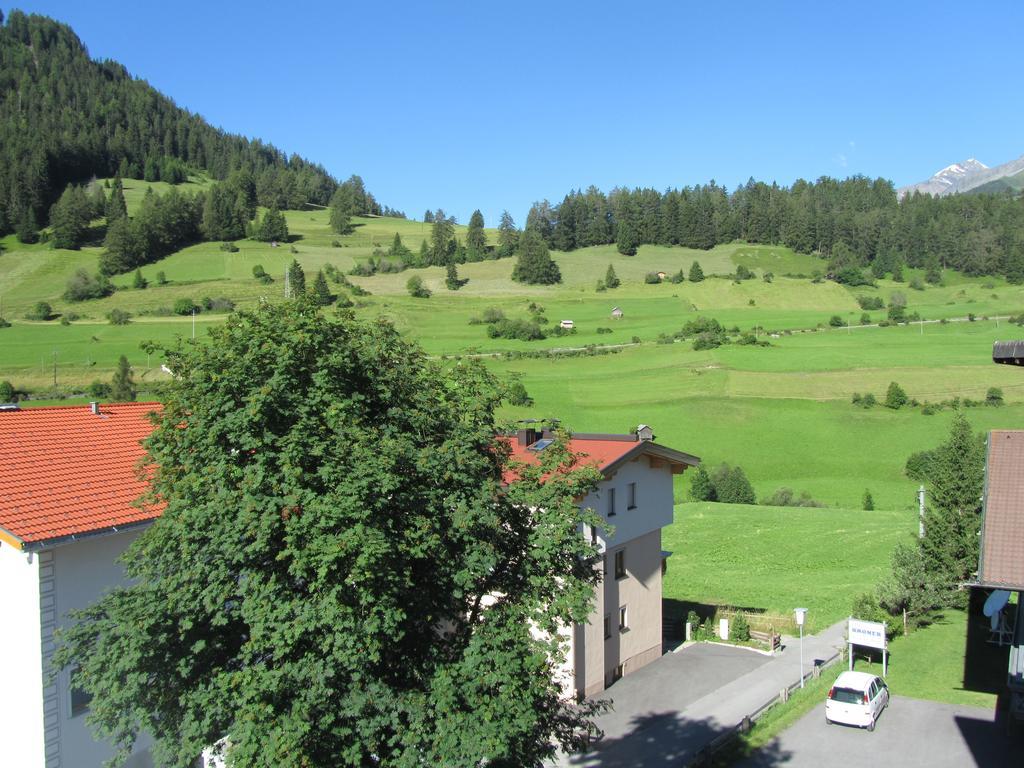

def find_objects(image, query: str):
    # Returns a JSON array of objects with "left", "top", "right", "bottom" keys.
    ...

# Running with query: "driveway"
[
  {"left": 738, "top": 695, "right": 1022, "bottom": 768},
  {"left": 560, "top": 643, "right": 773, "bottom": 767}
]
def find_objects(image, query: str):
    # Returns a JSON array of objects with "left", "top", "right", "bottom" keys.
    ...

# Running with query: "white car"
[{"left": 825, "top": 671, "right": 889, "bottom": 731}]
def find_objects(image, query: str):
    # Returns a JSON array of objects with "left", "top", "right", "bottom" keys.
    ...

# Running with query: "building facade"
[{"left": 507, "top": 426, "right": 699, "bottom": 698}]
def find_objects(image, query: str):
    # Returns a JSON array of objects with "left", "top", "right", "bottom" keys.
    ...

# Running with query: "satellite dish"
[{"left": 983, "top": 589, "right": 1011, "bottom": 617}]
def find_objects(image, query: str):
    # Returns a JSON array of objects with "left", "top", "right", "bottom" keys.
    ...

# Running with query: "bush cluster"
[
  {"left": 689, "top": 463, "right": 756, "bottom": 505},
  {"left": 760, "top": 487, "right": 825, "bottom": 508}
]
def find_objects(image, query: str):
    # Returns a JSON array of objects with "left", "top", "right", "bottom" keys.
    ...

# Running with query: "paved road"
[
  {"left": 738, "top": 695, "right": 1022, "bottom": 768},
  {"left": 558, "top": 620, "right": 848, "bottom": 767}
]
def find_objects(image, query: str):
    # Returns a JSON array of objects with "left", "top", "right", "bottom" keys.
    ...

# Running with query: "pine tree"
[
  {"left": 689, "top": 261, "right": 705, "bottom": 282},
  {"left": 716, "top": 465, "right": 756, "bottom": 505},
  {"left": 497, "top": 210, "right": 519, "bottom": 258},
  {"left": 445, "top": 261, "right": 463, "bottom": 291},
  {"left": 255, "top": 207, "right": 289, "bottom": 243},
  {"left": 512, "top": 229, "right": 561, "bottom": 285},
  {"left": 604, "top": 264, "right": 620, "bottom": 289},
  {"left": 49, "top": 184, "right": 92, "bottom": 249},
  {"left": 329, "top": 186, "right": 354, "bottom": 234},
  {"left": 132, "top": 268, "right": 147, "bottom": 289},
  {"left": 862, "top": 490, "right": 875, "bottom": 511},
  {"left": 918, "top": 414, "right": 985, "bottom": 606},
  {"left": 286, "top": 259, "right": 306, "bottom": 297},
  {"left": 689, "top": 465, "right": 716, "bottom": 502},
  {"left": 616, "top": 218, "right": 639, "bottom": 256},
  {"left": 312, "top": 270, "right": 333, "bottom": 306},
  {"left": 430, "top": 210, "right": 455, "bottom": 266},
  {"left": 466, "top": 209, "right": 487, "bottom": 260},
  {"left": 110, "top": 355, "right": 136, "bottom": 402},
  {"left": 16, "top": 206, "right": 39, "bottom": 244},
  {"left": 106, "top": 175, "right": 128, "bottom": 221}
]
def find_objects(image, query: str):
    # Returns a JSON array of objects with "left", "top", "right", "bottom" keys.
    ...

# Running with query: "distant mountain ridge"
[{"left": 899, "top": 154, "right": 1024, "bottom": 198}]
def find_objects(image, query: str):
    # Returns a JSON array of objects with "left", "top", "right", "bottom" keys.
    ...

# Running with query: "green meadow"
[
  {"left": 3, "top": 189, "right": 1024, "bottom": 516},
  {"left": 662, "top": 502, "right": 916, "bottom": 633}
]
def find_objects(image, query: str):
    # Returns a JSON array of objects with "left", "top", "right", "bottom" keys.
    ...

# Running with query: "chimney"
[
  {"left": 517, "top": 427, "right": 540, "bottom": 447},
  {"left": 636, "top": 424, "right": 654, "bottom": 442},
  {"left": 90, "top": 401, "right": 101, "bottom": 416}
]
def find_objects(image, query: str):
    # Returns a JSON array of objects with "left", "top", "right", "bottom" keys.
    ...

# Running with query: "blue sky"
[{"left": 10, "top": 1, "right": 1024, "bottom": 224}]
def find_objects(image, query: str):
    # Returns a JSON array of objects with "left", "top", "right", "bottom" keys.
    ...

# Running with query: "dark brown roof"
[
  {"left": 978, "top": 430, "right": 1024, "bottom": 590},
  {"left": 993, "top": 340, "right": 1024, "bottom": 366}
]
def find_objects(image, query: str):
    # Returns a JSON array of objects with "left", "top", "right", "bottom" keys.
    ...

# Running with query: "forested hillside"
[
  {"left": 527, "top": 176, "right": 1024, "bottom": 282},
  {"left": 0, "top": 9, "right": 376, "bottom": 239}
]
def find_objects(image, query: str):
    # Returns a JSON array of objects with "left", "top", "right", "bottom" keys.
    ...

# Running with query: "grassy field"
[
  {"left": 4, "top": 184, "right": 1024, "bottom": 512},
  {"left": 661, "top": 503, "right": 917, "bottom": 633}
]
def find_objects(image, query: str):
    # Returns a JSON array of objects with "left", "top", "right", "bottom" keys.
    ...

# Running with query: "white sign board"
[{"left": 849, "top": 618, "right": 887, "bottom": 650}]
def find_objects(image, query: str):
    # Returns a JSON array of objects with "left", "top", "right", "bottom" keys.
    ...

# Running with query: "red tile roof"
[
  {"left": 0, "top": 403, "right": 163, "bottom": 549},
  {"left": 979, "top": 430, "right": 1024, "bottom": 590},
  {"left": 502, "top": 435, "right": 698, "bottom": 484}
]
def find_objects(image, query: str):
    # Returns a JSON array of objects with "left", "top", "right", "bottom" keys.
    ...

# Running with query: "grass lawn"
[
  {"left": 661, "top": 502, "right": 917, "bottom": 633},
  {"left": 851, "top": 609, "right": 1001, "bottom": 709}
]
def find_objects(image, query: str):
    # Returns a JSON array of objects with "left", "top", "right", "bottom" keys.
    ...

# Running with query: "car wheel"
[
  {"left": 867, "top": 717, "right": 875, "bottom": 732},
  {"left": 825, "top": 716, "right": 831, "bottom": 725}
]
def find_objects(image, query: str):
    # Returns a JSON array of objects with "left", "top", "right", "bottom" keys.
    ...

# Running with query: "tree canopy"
[
  {"left": 56, "top": 301, "right": 605, "bottom": 767},
  {"left": 512, "top": 229, "right": 561, "bottom": 285}
]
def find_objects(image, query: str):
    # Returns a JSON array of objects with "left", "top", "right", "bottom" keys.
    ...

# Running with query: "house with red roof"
[
  {"left": 0, "top": 402, "right": 161, "bottom": 768},
  {"left": 507, "top": 424, "right": 699, "bottom": 697},
  {"left": 0, "top": 404, "right": 697, "bottom": 765}
]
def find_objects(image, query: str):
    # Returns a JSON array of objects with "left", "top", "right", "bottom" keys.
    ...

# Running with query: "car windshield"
[{"left": 830, "top": 687, "right": 863, "bottom": 704}]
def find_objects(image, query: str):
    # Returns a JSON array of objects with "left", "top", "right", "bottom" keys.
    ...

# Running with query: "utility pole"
[{"left": 918, "top": 485, "right": 926, "bottom": 538}]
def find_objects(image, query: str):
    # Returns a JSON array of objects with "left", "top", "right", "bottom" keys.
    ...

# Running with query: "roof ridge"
[{"left": 5, "top": 401, "right": 162, "bottom": 413}]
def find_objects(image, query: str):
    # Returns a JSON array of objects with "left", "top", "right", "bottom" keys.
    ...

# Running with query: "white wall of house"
[
  {"left": 572, "top": 454, "right": 677, "bottom": 697},
  {"left": 0, "top": 541, "right": 46, "bottom": 767},
  {"left": 46, "top": 529, "right": 154, "bottom": 768}
]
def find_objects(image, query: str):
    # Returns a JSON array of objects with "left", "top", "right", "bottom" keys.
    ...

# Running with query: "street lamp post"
[{"left": 794, "top": 607, "right": 808, "bottom": 688}]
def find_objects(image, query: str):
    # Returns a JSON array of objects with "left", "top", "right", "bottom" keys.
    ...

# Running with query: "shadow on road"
[
  {"left": 954, "top": 712, "right": 1024, "bottom": 767},
  {"left": 564, "top": 710, "right": 792, "bottom": 768}
]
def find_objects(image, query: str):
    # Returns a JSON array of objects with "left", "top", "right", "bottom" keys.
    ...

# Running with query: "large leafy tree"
[
  {"left": 56, "top": 301, "right": 605, "bottom": 767},
  {"left": 512, "top": 229, "right": 561, "bottom": 285}
]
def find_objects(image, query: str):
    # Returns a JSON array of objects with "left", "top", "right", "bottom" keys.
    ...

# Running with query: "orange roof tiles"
[
  {"left": 0, "top": 403, "right": 162, "bottom": 549},
  {"left": 979, "top": 430, "right": 1024, "bottom": 590}
]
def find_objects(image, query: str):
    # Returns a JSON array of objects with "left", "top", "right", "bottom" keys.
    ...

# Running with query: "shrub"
[
  {"left": 829, "top": 315, "right": 844, "bottom": 327},
  {"left": 735, "top": 265, "right": 754, "bottom": 281},
  {"left": 173, "top": 298, "right": 198, "bottom": 315},
  {"left": 350, "top": 262, "right": 376, "bottom": 277},
  {"left": 107, "top": 308, "right": 131, "bottom": 325},
  {"left": 669, "top": 269, "right": 686, "bottom": 284},
  {"left": 205, "top": 297, "right": 236, "bottom": 313},
  {"left": 86, "top": 380, "right": 111, "bottom": 398},
  {"left": 253, "top": 265, "right": 273, "bottom": 284},
  {"left": 26, "top": 301, "right": 53, "bottom": 321},
  {"left": 909, "top": 276, "right": 925, "bottom": 291},
  {"left": 64, "top": 269, "right": 114, "bottom": 302},
  {"left": 884, "top": 381, "right": 908, "bottom": 409},
  {"left": 156, "top": 271, "right": 168, "bottom": 285},
  {"left": 132, "top": 268, "right": 148, "bottom": 289},
  {"left": 834, "top": 267, "right": 873, "bottom": 286},
  {"left": 857, "top": 295, "right": 884, "bottom": 310},
  {"left": 762, "top": 271, "right": 773, "bottom": 283},
  {"left": 331, "top": 239, "right": 342, "bottom": 248},
  {"left": 219, "top": 242, "right": 240, "bottom": 253},
  {"left": 863, "top": 489, "right": 875, "bottom": 510},
  {"left": 730, "top": 612, "right": 751, "bottom": 642},
  {"left": 644, "top": 272, "right": 662, "bottom": 284},
  {"left": 596, "top": 327, "right": 613, "bottom": 335},
  {"left": 986, "top": 387, "right": 1004, "bottom": 407},
  {"left": 406, "top": 276, "right": 431, "bottom": 298},
  {"left": 487, "top": 318, "right": 545, "bottom": 341},
  {"left": 689, "top": 465, "right": 716, "bottom": 502},
  {"left": 712, "top": 464, "right": 756, "bottom": 505},
  {"left": 631, "top": 335, "right": 641, "bottom": 344},
  {"left": 760, "top": 487, "right": 824, "bottom": 508},
  {"left": 506, "top": 380, "right": 533, "bottom": 407},
  {"left": 0, "top": 380, "right": 15, "bottom": 402},
  {"left": 860, "top": 312, "right": 871, "bottom": 325}
]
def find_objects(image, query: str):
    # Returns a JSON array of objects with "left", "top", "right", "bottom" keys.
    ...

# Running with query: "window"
[
  {"left": 627, "top": 482, "right": 637, "bottom": 510},
  {"left": 607, "top": 487, "right": 616, "bottom": 517},
  {"left": 619, "top": 605, "right": 628, "bottom": 631},
  {"left": 70, "top": 669, "right": 92, "bottom": 718},
  {"left": 604, "top": 615, "right": 611, "bottom": 640},
  {"left": 614, "top": 549, "right": 626, "bottom": 579}
]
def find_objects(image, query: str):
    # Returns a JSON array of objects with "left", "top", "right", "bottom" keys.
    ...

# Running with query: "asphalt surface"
[
  {"left": 556, "top": 620, "right": 850, "bottom": 767},
  {"left": 738, "top": 695, "right": 1022, "bottom": 768}
]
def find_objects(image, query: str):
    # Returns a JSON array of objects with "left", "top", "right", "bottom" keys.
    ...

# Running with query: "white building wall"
[
  {"left": 48, "top": 529, "right": 153, "bottom": 768},
  {"left": 572, "top": 455, "right": 677, "bottom": 697},
  {"left": 0, "top": 541, "right": 46, "bottom": 768}
]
